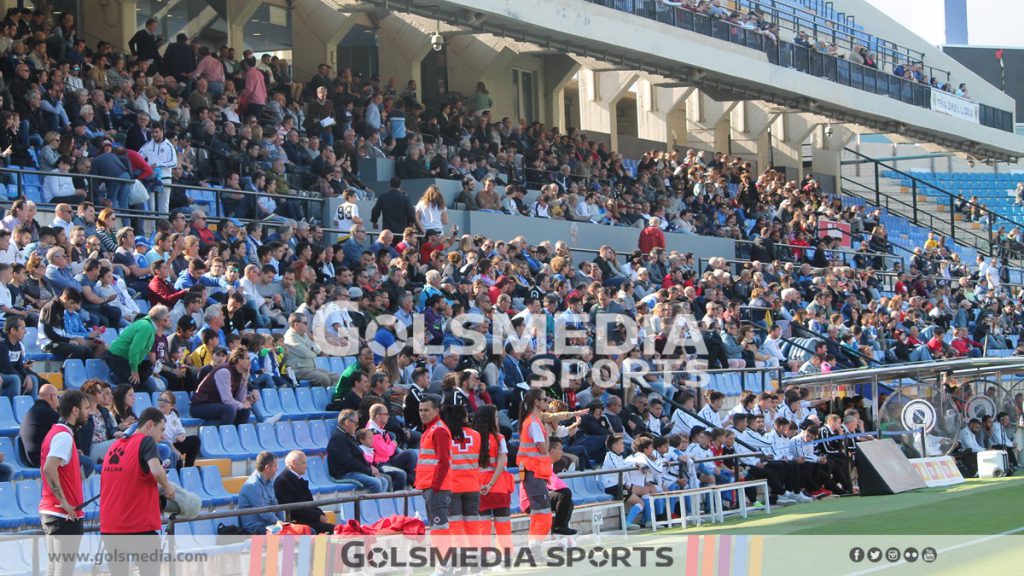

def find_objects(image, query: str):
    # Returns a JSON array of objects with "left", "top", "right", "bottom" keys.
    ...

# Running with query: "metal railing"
[
  {"left": 840, "top": 148, "right": 1022, "bottom": 262},
  {"left": 583, "top": 0, "right": 1013, "bottom": 132}
]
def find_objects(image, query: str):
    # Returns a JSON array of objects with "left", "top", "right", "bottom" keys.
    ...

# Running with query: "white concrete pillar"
[
  {"left": 685, "top": 90, "right": 737, "bottom": 152},
  {"left": 79, "top": 0, "right": 136, "bottom": 53},
  {"left": 812, "top": 124, "right": 856, "bottom": 194},
  {"left": 542, "top": 55, "right": 580, "bottom": 129},
  {"left": 227, "top": 0, "right": 263, "bottom": 54},
  {"left": 291, "top": 0, "right": 360, "bottom": 81},
  {"left": 376, "top": 15, "right": 432, "bottom": 99},
  {"left": 636, "top": 79, "right": 691, "bottom": 151},
  {"left": 577, "top": 68, "right": 638, "bottom": 151}
]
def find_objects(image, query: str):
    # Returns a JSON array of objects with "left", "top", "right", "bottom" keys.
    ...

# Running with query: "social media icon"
[
  {"left": 850, "top": 548, "right": 865, "bottom": 563},
  {"left": 886, "top": 548, "right": 901, "bottom": 562},
  {"left": 867, "top": 548, "right": 883, "bottom": 563},
  {"left": 904, "top": 548, "right": 919, "bottom": 563},
  {"left": 922, "top": 548, "right": 937, "bottom": 563}
]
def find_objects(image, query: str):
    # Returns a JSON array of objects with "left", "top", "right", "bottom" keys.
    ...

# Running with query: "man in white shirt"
[
  {"left": 43, "top": 156, "right": 87, "bottom": 204},
  {"left": 761, "top": 324, "right": 799, "bottom": 372},
  {"left": 138, "top": 124, "right": 178, "bottom": 213},
  {"left": 958, "top": 418, "right": 985, "bottom": 477},
  {"left": 990, "top": 412, "right": 1018, "bottom": 470},
  {"left": 764, "top": 417, "right": 813, "bottom": 502},
  {"left": 670, "top": 391, "right": 702, "bottom": 437},
  {"left": 729, "top": 414, "right": 786, "bottom": 504}
]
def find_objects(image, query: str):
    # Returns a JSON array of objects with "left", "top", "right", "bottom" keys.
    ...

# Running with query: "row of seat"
[{"left": 199, "top": 421, "right": 334, "bottom": 463}]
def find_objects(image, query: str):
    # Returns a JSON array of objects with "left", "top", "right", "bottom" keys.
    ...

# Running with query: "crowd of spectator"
[{"left": 0, "top": 6, "right": 1020, "bottom": 530}]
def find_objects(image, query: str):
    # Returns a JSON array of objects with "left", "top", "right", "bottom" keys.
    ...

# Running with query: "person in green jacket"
[{"left": 104, "top": 304, "right": 172, "bottom": 392}]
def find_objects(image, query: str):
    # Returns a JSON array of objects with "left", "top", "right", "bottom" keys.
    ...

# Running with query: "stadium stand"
[{"left": 0, "top": 3, "right": 1020, "bottom": 565}]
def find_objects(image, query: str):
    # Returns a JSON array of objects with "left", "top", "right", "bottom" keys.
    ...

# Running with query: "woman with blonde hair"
[
  {"left": 415, "top": 185, "right": 448, "bottom": 233},
  {"left": 39, "top": 131, "right": 61, "bottom": 171}
]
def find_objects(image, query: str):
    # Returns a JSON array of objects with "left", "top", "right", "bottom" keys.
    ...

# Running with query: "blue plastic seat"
[
  {"left": 134, "top": 392, "right": 153, "bottom": 416},
  {"left": 15, "top": 479, "right": 42, "bottom": 520},
  {"left": 308, "top": 420, "right": 330, "bottom": 447},
  {"left": 376, "top": 497, "right": 399, "bottom": 519},
  {"left": 0, "top": 437, "right": 33, "bottom": 479},
  {"left": 306, "top": 455, "right": 357, "bottom": 495},
  {"left": 290, "top": 421, "right": 322, "bottom": 454},
  {"left": 0, "top": 398, "right": 18, "bottom": 435},
  {"left": 259, "top": 388, "right": 284, "bottom": 419},
  {"left": 358, "top": 499, "right": 381, "bottom": 524},
  {"left": 84, "top": 359, "right": 111, "bottom": 382},
  {"left": 199, "top": 466, "right": 236, "bottom": 506},
  {"left": 295, "top": 388, "right": 320, "bottom": 416},
  {"left": 199, "top": 426, "right": 245, "bottom": 462},
  {"left": 311, "top": 387, "right": 331, "bottom": 411},
  {"left": 273, "top": 421, "right": 301, "bottom": 452},
  {"left": 0, "top": 481, "right": 30, "bottom": 529},
  {"left": 179, "top": 467, "right": 220, "bottom": 507},
  {"left": 277, "top": 387, "right": 303, "bottom": 418},
  {"left": 255, "top": 422, "right": 288, "bottom": 456},
  {"left": 315, "top": 357, "right": 331, "bottom": 372},
  {"left": 62, "top": 359, "right": 87, "bottom": 390},
  {"left": 237, "top": 423, "right": 264, "bottom": 456},
  {"left": 172, "top": 391, "right": 200, "bottom": 427},
  {"left": 11, "top": 396, "right": 31, "bottom": 424},
  {"left": 219, "top": 425, "right": 255, "bottom": 459},
  {"left": 329, "top": 357, "right": 346, "bottom": 374}
]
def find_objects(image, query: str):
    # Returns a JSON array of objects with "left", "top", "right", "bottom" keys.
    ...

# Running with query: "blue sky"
[{"left": 865, "top": 0, "right": 1022, "bottom": 47}]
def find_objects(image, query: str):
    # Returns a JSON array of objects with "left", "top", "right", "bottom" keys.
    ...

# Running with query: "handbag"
[{"left": 128, "top": 179, "right": 150, "bottom": 205}]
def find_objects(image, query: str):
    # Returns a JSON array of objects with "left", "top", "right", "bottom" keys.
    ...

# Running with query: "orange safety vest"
[
  {"left": 450, "top": 428, "right": 482, "bottom": 493},
  {"left": 479, "top": 432, "right": 515, "bottom": 494},
  {"left": 414, "top": 419, "right": 453, "bottom": 491},
  {"left": 516, "top": 414, "right": 551, "bottom": 479}
]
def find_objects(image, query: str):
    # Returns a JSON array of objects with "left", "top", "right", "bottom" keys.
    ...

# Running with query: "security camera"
[
  {"left": 430, "top": 33, "right": 445, "bottom": 52},
  {"left": 824, "top": 125, "right": 834, "bottom": 138}
]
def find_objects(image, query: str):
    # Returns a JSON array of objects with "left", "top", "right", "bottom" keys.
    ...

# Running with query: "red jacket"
[
  {"left": 335, "top": 515, "right": 425, "bottom": 536},
  {"left": 125, "top": 149, "right": 154, "bottom": 180},
  {"left": 638, "top": 226, "right": 666, "bottom": 254},
  {"left": 148, "top": 275, "right": 188, "bottom": 306}
]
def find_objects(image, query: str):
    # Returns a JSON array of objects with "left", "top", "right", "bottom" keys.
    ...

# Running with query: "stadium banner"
[
  {"left": 909, "top": 456, "right": 966, "bottom": 487},
  {"left": 818, "top": 219, "right": 852, "bottom": 248},
  {"left": 930, "top": 89, "right": 980, "bottom": 124},
  {"left": 9, "top": 532, "right": 1024, "bottom": 574}
]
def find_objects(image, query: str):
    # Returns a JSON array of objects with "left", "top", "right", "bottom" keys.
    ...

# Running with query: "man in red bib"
[
  {"left": 40, "top": 390, "right": 91, "bottom": 576},
  {"left": 100, "top": 407, "right": 176, "bottom": 576}
]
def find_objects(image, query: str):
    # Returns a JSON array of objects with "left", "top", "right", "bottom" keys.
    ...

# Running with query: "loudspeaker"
[{"left": 856, "top": 439, "right": 928, "bottom": 496}]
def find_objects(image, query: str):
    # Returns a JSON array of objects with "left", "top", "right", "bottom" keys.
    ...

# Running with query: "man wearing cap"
[{"left": 138, "top": 124, "right": 177, "bottom": 214}]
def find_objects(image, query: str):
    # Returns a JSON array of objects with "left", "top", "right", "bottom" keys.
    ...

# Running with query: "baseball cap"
[
  {"left": 348, "top": 287, "right": 363, "bottom": 299},
  {"left": 134, "top": 237, "right": 150, "bottom": 248}
]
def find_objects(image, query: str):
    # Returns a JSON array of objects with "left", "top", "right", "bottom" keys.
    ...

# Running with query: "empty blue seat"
[
  {"left": 172, "top": 391, "right": 200, "bottom": 427},
  {"left": 0, "top": 397, "right": 17, "bottom": 435},
  {"left": 237, "top": 424, "right": 264, "bottom": 456},
  {"left": 0, "top": 481, "right": 30, "bottom": 529},
  {"left": 199, "top": 466, "right": 236, "bottom": 506},
  {"left": 295, "top": 388, "right": 319, "bottom": 416},
  {"left": 219, "top": 425, "right": 256, "bottom": 459},
  {"left": 259, "top": 388, "right": 284, "bottom": 419},
  {"left": 306, "top": 455, "right": 357, "bottom": 495},
  {"left": 329, "top": 357, "right": 346, "bottom": 374},
  {"left": 358, "top": 499, "right": 381, "bottom": 524},
  {"left": 84, "top": 359, "right": 111, "bottom": 382},
  {"left": 198, "top": 426, "right": 245, "bottom": 462},
  {"left": 15, "top": 479, "right": 41, "bottom": 518},
  {"left": 376, "top": 497, "right": 399, "bottom": 519},
  {"left": 277, "top": 388, "right": 302, "bottom": 418},
  {"left": 0, "top": 437, "right": 33, "bottom": 479},
  {"left": 315, "top": 357, "right": 331, "bottom": 372},
  {"left": 12, "top": 396, "right": 32, "bottom": 423},
  {"left": 291, "top": 421, "right": 321, "bottom": 454},
  {"left": 311, "top": 387, "right": 331, "bottom": 411},
  {"left": 134, "top": 392, "right": 153, "bottom": 416},
  {"left": 308, "top": 420, "right": 330, "bottom": 447},
  {"left": 62, "top": 359, "right": 87, "bottom": 390},
  {"left": 179, "top": 467, "right": 221, "bottom": 507},
  {"left": 273, "top": 421, "right": 301, "bottom": 452},
  {"left": 255, "top": 422, "right": 288, "bottom": 456}
]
